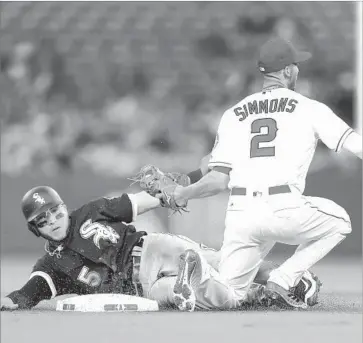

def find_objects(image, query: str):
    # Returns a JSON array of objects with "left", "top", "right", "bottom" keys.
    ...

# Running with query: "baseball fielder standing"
[{"left": 169, "top": 37, "right": 362, "bottom": 309}]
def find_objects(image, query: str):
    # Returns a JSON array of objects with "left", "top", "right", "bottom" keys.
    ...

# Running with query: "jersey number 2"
[{"left": 250, "top": 118, "right": 278, "bottom": 158}]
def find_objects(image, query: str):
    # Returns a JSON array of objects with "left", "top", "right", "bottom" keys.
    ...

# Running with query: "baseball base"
[{"left": 56, "top": 294, "right": 159, "bottom": 312}]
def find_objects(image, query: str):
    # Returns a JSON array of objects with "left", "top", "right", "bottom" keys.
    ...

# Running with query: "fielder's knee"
[
  {"left": 315, "top": 198, "right": 352, "bottom": 236},
  {"left": 339, "top": 222, "right": 352, "bottom": 236},
  {"left": 335, "top": 213, "right": 352, "bottom": 236},
  {"left": 328, "top": 204, "right": 352, "bottom": 236}
]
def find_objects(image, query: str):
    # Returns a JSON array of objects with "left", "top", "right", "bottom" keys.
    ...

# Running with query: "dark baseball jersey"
[{"left": 7, "top": 194, "right": 146, "bottom": 309}]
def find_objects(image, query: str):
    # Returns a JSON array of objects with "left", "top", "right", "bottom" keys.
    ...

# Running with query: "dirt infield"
[{"left": 1, "top": 256, "right": 361, "bottom": 343}]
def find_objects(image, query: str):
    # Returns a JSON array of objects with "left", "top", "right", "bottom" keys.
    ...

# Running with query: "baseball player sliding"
[
  {"left": 1, "top": 185, "right": 320, "bottom": 312},
  {"left": 153, "top": 37, "right": 362, "bottom": 309}
]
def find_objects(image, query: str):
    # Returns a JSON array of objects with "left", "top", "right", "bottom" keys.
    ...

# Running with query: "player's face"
[{"left": 34, "top": 204, "right": 70, "bottom": 241}]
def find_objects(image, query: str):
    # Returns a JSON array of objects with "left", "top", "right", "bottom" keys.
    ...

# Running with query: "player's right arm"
[
  {"left": 1, "top": 274, "right": 54, "bottom": 310},
  {"left": 312, "top": 102, "right": 362, "bottom": 159},
  {"left": 96, "top": 192, "right": 162, "bottom": 224},
  {"left": 1, "top": 255, "right": 73, "bottom": 311},
  {"left": 128, "top": 191, "right": 162, "bottom": 216}
]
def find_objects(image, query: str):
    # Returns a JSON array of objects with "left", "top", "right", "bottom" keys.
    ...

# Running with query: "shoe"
[
  {"left": 294, "top": 271, "right": 323, "bottom": 306},
  {"left": 173, "top": 249, "right": 202, "bottom": 312},
  {"left": 266, "top": 281, "right": 308, "bottom": 309}
]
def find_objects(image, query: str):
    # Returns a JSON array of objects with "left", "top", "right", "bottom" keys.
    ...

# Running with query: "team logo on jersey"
[
  {"left": 33, "top": 193, "right": 46, "bottom": 204},
  {"left": 79, "top": 219, "right": 120, "bottom": 249}
]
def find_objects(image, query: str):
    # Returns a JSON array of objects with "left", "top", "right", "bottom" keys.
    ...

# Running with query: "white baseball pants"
[{"left": 219, "top": 186, "right": 351, "bottom": 298}]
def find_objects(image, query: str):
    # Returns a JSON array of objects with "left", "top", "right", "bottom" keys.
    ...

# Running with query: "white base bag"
[{"left": 56, "top": 294, "right": 159, "bottom": 312}]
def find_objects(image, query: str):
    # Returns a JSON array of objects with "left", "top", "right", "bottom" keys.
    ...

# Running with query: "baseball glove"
[{"left": 129, "top": 165, "right": 190, "bottom": 214}]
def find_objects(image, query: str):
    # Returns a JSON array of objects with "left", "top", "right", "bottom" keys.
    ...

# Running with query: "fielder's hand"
[
  {"left": 1, "top": 297, "right": 18, "bottom": 311},
  {"left": 155, "top": 184, "right": 188, "bottom": 212},
  {"left": 129, "top": 165, "right": 189, "bottom": 214}
]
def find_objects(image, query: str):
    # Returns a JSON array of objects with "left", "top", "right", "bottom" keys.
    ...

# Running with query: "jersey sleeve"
[
  {"left": 311, "top": 102, "right": 354, "bottom": 152},
  {"left": 6, "top": 255, "right": 75, "bottom": 309},
  {"left": 6, "top": 276, "right": 53, "bottom": 309},
  {"left": 30, "top": 254, "right": 77, "bottom": 297},
  {"left": 208, "top": 111, "right": 236, "bottom": 169},
  {"left": 96, "top": 194, "right": 135, "bottom": 223},
  {"left": 29, "top": 255, "right": 61, "bottom": 298}
]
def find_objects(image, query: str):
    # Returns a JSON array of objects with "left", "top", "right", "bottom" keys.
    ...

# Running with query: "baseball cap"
[{"left": 258, "top": 37, "right": 312, "bottom": 73}]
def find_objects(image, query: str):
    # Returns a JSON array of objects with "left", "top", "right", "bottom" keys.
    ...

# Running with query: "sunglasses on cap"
[{"left": 32, "top": 203, "right": 66, "bottom": 228}]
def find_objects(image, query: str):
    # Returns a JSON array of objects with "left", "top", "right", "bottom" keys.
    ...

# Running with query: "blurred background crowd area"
[
  {"left": 0, "top": 1, "right": 360, "bottom": 177},
  {"left": 0, "top": 1, "right": 361, "bottom": 256}
]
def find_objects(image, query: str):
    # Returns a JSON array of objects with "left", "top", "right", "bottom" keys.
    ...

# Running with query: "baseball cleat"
[
  {"left": 266, "top": 281, "right": 308, "bottom": 309},
  {"left": 173, "top": 249, "right": 202, "bottom": 312},
  {"left": 294, "top": 271, "right": 323, "bottom": 306}
]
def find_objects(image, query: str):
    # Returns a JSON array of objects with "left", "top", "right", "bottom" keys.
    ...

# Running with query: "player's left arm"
[
  {"left": 341, "top": 131, "right": 362, "bottom": 159},
  {"left": 312, "top": 102, "right": 362, "bottom": 159}
]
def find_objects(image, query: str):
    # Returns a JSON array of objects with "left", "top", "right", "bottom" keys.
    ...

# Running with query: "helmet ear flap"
[{"left": 28, "top": 222, "right": 40, "bottom": 237}]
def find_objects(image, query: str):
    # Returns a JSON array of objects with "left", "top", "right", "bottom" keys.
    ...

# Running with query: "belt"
[
  {"left": 231, "top": 185, "right": 291, "bottom": 197},
  {"left": 131, "top": 237, "right": 144, "bottom": 297}
]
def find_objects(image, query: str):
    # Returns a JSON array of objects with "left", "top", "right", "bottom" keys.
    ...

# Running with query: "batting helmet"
[{"left": 21, "top": 186, "right": 63, "bottom": 237}]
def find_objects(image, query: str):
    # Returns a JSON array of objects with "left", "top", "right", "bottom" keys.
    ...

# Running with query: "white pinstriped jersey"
[{"left": 209, "top": 88, "right": 353, "bottom": 193}]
